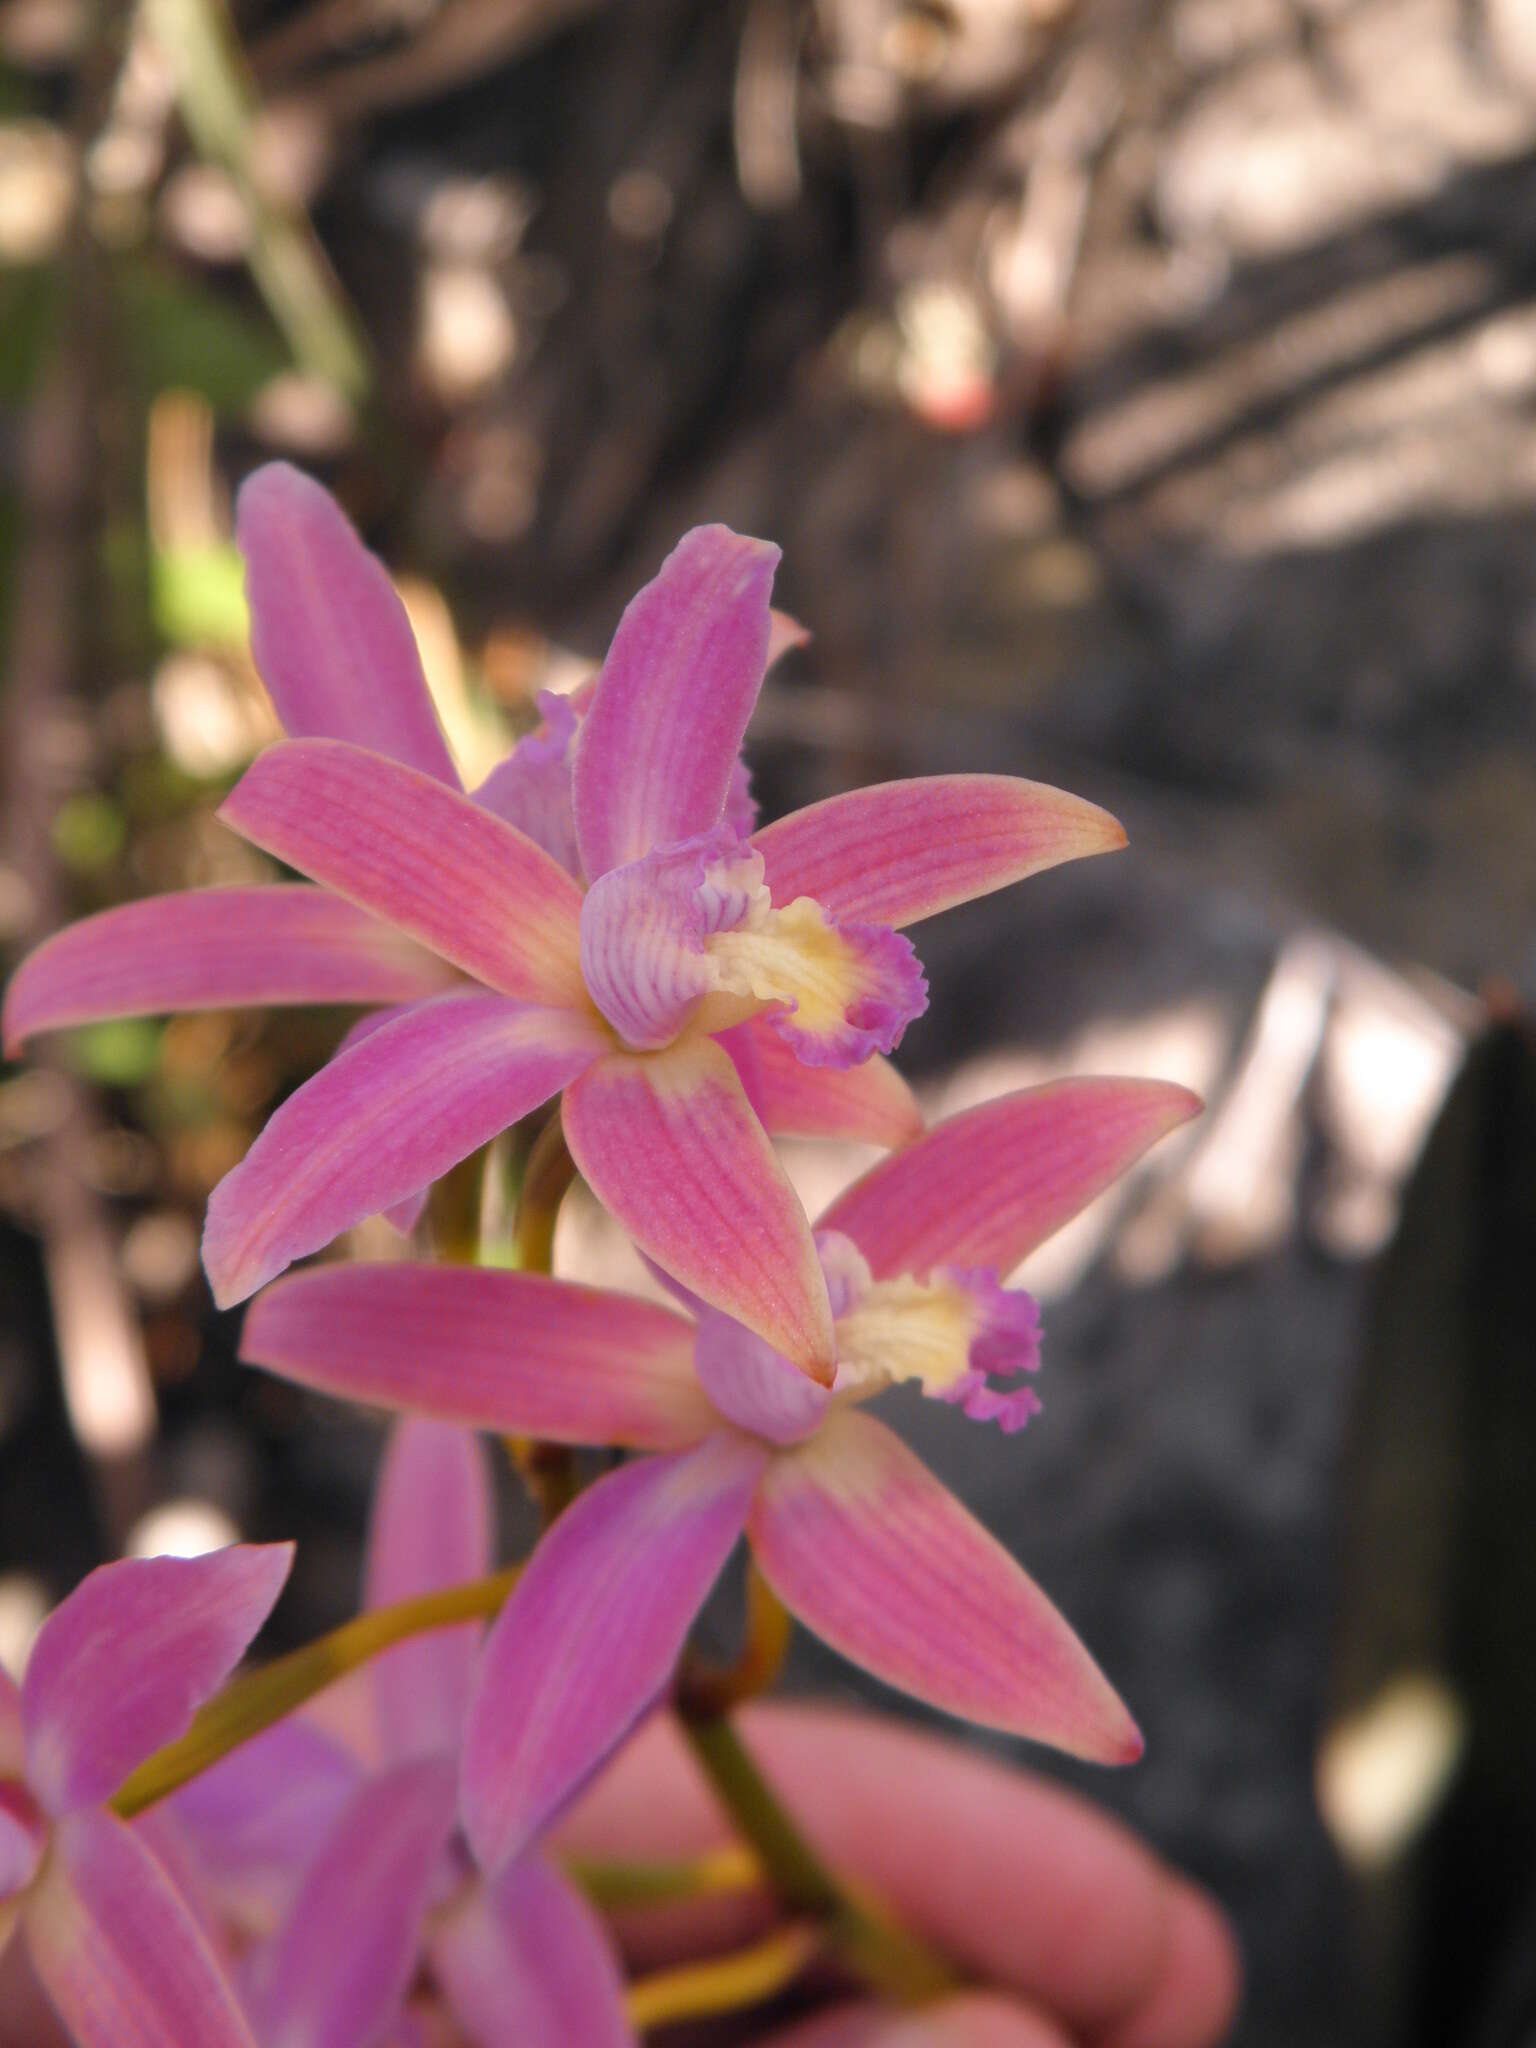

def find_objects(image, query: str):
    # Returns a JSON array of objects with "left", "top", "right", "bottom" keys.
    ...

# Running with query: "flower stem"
[
  {"left": 507, "top": 1108, "right": 579, "bottom": 1523},
  {"left": 110, "top": 1565, "right": 520, "bottom": 1817},
  {"left": 625, "top": 1923, "right": 823, "bottom": 2034},
  {"left": 568, "top": 1843, "right": 763, "bottom": 1911},
  {"left": 677, "top": 1559, "right": 793, "bottom": 1716}
]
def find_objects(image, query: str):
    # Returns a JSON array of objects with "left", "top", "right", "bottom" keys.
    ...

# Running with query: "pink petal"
[
  {"left": 242, "top": 1264, "right": 714, "bottom": 1451},
  {"left": 365, "top": 1421, "right": 494, "bottom": 1763},
  {"left": 748, "top": 1411, "right": 1140, "bottom": 1763},
  {"left": 820, "top": 1077, "right": 1201, "bottom": 1279},
  {"left": 563, "top": 1039, "right": 836, "bottom": 1384},
  {"left": 202, "top": 992, "right": 602, "bottom": 1306},
  {"left": 24, "top": 1808, "right": 258, "bottom": 2048},
  {"left": 751, "top": 775, "right": 1126, "bottom": 930},
  {"left": 237, "top": 464, "right": 461, "bottom": 788},
  {"left": 460, "top": 1433, "right": 766, "bottom": 1873},
  {"left": 254, "top": 1758, "right": 456, "bottom": 2048},
  {"left": 22, "top": 1545, "right": 292, "bottom": 1816},
  {"left": 573, "top": 525, "right": 779, "bottom": 880},
  {"left": 330, "top": 1005, "right": 437, "bottom": 1235},
  {"left": 471, "top": 691, "right": 582, "bottom": 876},
  {"left": 720, "top": 1018, "right": 923, "bottom": 1147},
  {"left": 220, "top": 740, "right": 587, "bottom": 1008},
  {"left": 431, "top": 1857, "right": 633, "bottom": 2048},
  {"left": 1, "top": 888, "right": 453, "bottom": 1054}
]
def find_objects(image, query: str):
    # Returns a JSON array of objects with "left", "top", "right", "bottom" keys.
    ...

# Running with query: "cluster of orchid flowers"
[{"left": 0, "top": 464, "right": 1198, "bottom": 2045}]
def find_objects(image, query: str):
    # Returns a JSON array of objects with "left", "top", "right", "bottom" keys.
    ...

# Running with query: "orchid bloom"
[
  {"left": 6, "top": 466, "right": 1126, "bottom": 1379},
  {"left": 0, "top": 1544, "right": 290, "bottom": 2048},
  {"left": 171, "top": 1421, "right": 632, "bottom": 2048},
  {"left": 242, "top": 1075, "right": 1198, "bottom": 1872}
]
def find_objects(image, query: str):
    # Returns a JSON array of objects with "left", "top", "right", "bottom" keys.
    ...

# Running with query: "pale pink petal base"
[
  {"left": 748, "top": 1410, "right": 1141, "bottom": 1764},
  {"left": 460, "top": 1433, "right": 766, "bottom": 1873},
  {"left": 721, "top": 1020, "right": 922, "bottom": 1148},
  {"left": 431, "top": 1857, "right": 633, "bottom": 2048}
]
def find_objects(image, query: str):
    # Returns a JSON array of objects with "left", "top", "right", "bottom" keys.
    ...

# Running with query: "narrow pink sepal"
[
  {"left": 431, "top": 1857, "right": 634, "bottom": 2048},
  {"left": 748, "top": 1411, "right": 1141, "bottom": 1763},
  {"left": 821, "top": 1077, "right": 1201, "bottom": 1279},
  {"left": 202, "top": 992, "right": 603, "bottom": 1306},
  {"left": 237, "top": 463, "right": 461, "bottom": 788},
  {"left": 563, "top": 1039, "right": 836, "bottom": 1384},
  {"left": 573, "top": 525, "right": 779, "bottom": 880},
  {"left": 751, "top": 775, "right": 1127, "bottom": 930},
  {"left": 243, "top": 1264, "right": 714, "bottom": 1451},
  {"left": 253, "top": 1758, "right": 456, "bottom": 2048},
  {"left": 460, "top": 1433, "right": 766, "bottom": 1872},
  {"left": 330, "top": 1005, "right": 436, "bottom": 1235},
  {"left": 24, "top": 1808, "right": 259, "bottom": 2048},
  {"left": 719, "top": 1017, "right": 923, "bottom": 1147},
  {"left": 1, "top": 888, "right": 453, "bottom": 1054},
  {"left": 366, "top": 1420, "right": 493, "bottom": 1763},
  {"left": 219, "top": 740, "right": 587, "bottom": 1007},
  {"left": 22, "top": 1544, "right": 292, "bottom": 1816}
]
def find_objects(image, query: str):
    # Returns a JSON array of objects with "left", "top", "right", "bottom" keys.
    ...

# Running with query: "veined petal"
[
  {"left": 751, "top": 775, "right": 1126, "bottom": 930},
  {"left": 242, "top": 1265, "right": 714, "bottom": 1451},
  {"left": 720, "top": 1018, "right": 922, "bottom": 1147},
  {"left": 472, "top": 691, "right": 581, "bottom": 876},
  {"left": 22, "top": 1545, "right": 292, "bottom": 1816},
  {"left": 748, "top": 1411, "right": 1140, "bottom": 1763},
  {"left": 24, "top": 1808, "right": 258, "bottom": 2048},
  {"left": 202, "top": 993, "right": 602, "bottom": 1306},
  {"left": 253, "top": 1758, "right": 456, "bottom": 2048},
  {"left": 330, "top": 1005, "right": 436, "bottom": 1236},
  {"left": 460, "top": 1434, "right": 766, "bottom": 1873},
  {"left": 821, "top": 1078, "right": 1201, "bottom": 1279},
  {"left": 237, "top": 464, "right": 461, "bottom": 788},
  {"left": 365, "top": 1421, "right": 493, "bottom": 1764},
  {"left": 220, "top": 741, "right": 587, "bottom": 1007},
  {"left": 1, "top": 889, "right": 453, "bottom": 1054},
  {"left": 431, "top": 1857, "right": 633, "bottom": 2048},
  {"left": 563, "top": 1039, "right": 836, "bottom": 1384},
  {"left": 574, "top": 525, "right": 779, "bottom": 881},
  {"left": 693, "top": 1311, "right": 831, "bottom": 1447}
]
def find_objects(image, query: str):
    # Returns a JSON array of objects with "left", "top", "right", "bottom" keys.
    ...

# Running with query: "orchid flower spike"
[
  {"left": 243, "top": 1074, "right": 1200, "bottom": 1872},
  {"left": 170, "top": 1422, "right": 632, "bottom": 2048},
  {"left": 5, "top": 466, "right": 1126, "bottom": 1380},
  {"left": 0, "top": 1544, "right": 291, "bottom": 2048}
]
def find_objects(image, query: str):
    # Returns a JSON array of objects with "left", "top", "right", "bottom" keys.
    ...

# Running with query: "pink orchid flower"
[
  {"left": 242, "top": 1075, "right": 1199, "bottom": 1872},
  {"left": 0, "top": 1543, "right": 291, "bottom": 2048},
  {"left": 172, "top": 1421, "right": 632, "bottom": 2048}
]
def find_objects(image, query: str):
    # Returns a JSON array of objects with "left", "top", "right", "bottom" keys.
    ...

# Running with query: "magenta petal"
[
  {"left": 719, "top": 1018, "right": 923, "bottom": 1148},
  {"left": 751, "top": 775, "right": 1126, "bottom": 930},
  {"left": 330, "top": 1004, "right": 436, "bottom": 1235},
  {"left": 749, "top": 1410, "right": 1141, "bottom": 1763},
  {"left": 1, "top": 888, "right": 453, "bottom": 1054},
  {"left": 254, "top": 1758, "right": 456, "bottom": 2048},
  {"left": 237, "top": 464, "right": 461, "bottom": 788},
  {"left": 432, "top": 1857, "right": 633, "bottom": 2048},
  {"left": 22, "top": 1545, "right": 292, "bottom": 1816},
  {"left": 821, "top": 1077, "right": 1202, "bottom": 1279},
  {"left": 24, "top": 1808, "right": 258, "bottom": 2048},
  {"left": 220, "top": 740, "right": 587, "bottom": 1007},
  {"left": 573, "top": 525, "right": 779, "bottom": 880},
  {"left": 366, "top": 1421, "right": 493, "bottom": 1763},
  {"left": 472, "top": 691, "right": 582, "bottom": 876},
  {"left": 243, "top": 1264, "right": 714, "bottom": 1451},
  {"left": 460, "top": 1434, "right": 766, "bottom": 1872},
  {"left": 563, "top": 1040, "right": 836, "bottom": 1384},
  {"left": 202, "top": 992, "right": 602, "bottom": 1306}
]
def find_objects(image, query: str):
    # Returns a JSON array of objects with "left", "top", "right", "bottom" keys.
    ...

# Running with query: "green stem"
[
  {"left": 568, "top": 1844, "right": 762, "bottom": 1911},
  {"left": 626, "top": 1923, "right": 823, "bottom": 2034}
]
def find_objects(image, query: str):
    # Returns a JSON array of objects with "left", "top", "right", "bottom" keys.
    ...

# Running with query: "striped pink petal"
[
  {"left": 751, "top": 775, "right": 1126, "bottom": 930},
  {"left": 253, "top": 1758, "right": 456, "bottom": 2048},
  {"left": 460, "top": 1433, "right": 766, "bottom": 1873},
  {"left": 1, "top": 888, "right": 452, "bottom": 1054},
  {"left": 471, "top": 691, "right": 582, "bottom": 876},
  {"left": 202, "top": 992, "right": 603, "bottom": 1306},
  {"left": 563, "top": 1039, "right": 836, "bottom": 1384},
  {"left": 431, "top": 1856, "right": 633, "bottom": 2048},
  {"left": 23, "top": 1808, "right": 258, "bottom": 2048},
  {"left": 243, "top": 1264, "right": 713, "bottom": 1451},
  {"left": 573, "top": 526, "right": 779, "bottom": 880},
  {"left": 821, "top": 1077, "right": 1201, "bottom": 1279},
  {"left": 237, "top": 464, "right": 461, "bottom": 788},
  {"left": 719, "top": 1018, "right": 922, "bottom": 1147},
  {"left": 220, "top": 741, "right": 587, "bottom": 1008},
  {"left": 748, "top": 1410, "right": 1140, "bottom": 1763},
  {"left": 365, "top": 1420, "right": 494, "bottom": 1763},
  {"left": 330, "top": 1006, "right": 437, "bottom": 1236},
  {"left": 22, "top": 1545, "right": 292, "bottom": 1816}
]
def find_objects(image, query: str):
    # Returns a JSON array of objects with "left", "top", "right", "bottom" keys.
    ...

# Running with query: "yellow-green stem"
[
  {"left": 677, "top": 1559, "right": 793, "bottom": 1717},
  {"left": 568, "top": 1843, "right": 763, "bottom": 1911},
  {"left": 507, "top": 1110, "right": 578, "bottom": 1522},
  {"left": 625, "top": 1923, "right": 823, "bottom": 2034}
]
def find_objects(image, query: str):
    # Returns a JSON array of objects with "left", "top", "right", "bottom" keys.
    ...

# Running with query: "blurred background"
[{"left": 2, "top": 0, "right": 1535, "bottom": 2041}]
